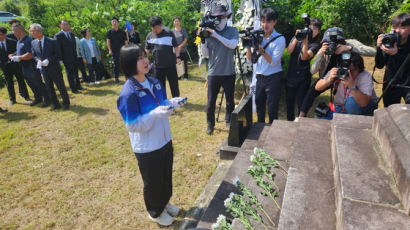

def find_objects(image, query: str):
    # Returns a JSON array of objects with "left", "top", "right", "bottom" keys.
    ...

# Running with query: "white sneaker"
[
  {"left": 89, "top": 82, "right": 95, "bottom": 86},
  {"left": 165, "top": 203, "right": 180, "bottom": 216},
  {"left": 294, "top": 117, "right": 300, "bottom": 122},
  {"left": 95, "top": 81, "right": 101, "bottom": 85},
  {"left": 148, "top": 210, "right": 175, "bottom": 226}
]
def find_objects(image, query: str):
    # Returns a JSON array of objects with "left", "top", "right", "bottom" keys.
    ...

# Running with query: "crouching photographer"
[
  {"left": 298, "top": 27, "right": 376, "bottom": 118},
  {"left": 198, "top": 5, "right": 239, "bottom": 135},
  {"left": 376, "top": 13, "right": 410, "bottom": 106},
  {"left": 315, "top": 52, "right": 378, "bottom": 117}
]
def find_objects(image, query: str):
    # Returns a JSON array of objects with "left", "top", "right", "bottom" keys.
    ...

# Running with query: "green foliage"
[{"left": 0, "top": 0, "right": 22, "bottom": 16}]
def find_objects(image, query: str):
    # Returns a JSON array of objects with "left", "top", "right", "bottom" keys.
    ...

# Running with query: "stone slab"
[
  {"left": 332, "top": 113, "right": 373, "bottom": 130},
  {"left": 373, "top": 106, "right": 410, "bottom": 214},
  {"left": 278, "top": 118, "right": 336, "bottom": 230},
  {"left": 261, "top": 120, "right": 299, "bottom": 161},
  {"left": 219, "top": 138, "right": 240, "bottom": 160},
  {"left": 338, "top": 199, "right": 410, "bottom": 230},
  {"left": 333, "top": 126, "right": 400, "bottom": 206},
  {"left": 388, "top": 104, "right": 410, "bottom": 142}
]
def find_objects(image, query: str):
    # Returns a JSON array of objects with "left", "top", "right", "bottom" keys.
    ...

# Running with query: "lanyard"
[{"left": 343, "top": 84, "right": 351, "bottom": 100}]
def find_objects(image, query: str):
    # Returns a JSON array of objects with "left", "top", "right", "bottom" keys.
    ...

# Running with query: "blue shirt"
[
  {"left": 16, "top": 35, "right": 37, "bottom": 77},
  {"left": 255, "top": 30, "right": 286, "bottom": 76}
]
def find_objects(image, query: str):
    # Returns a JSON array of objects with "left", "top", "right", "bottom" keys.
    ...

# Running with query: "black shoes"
[
  {"left": 30, "top": 99, "right": 43, "bottom": 106},
  {"left": 63, "top": 104, "right": 70, "bottom": 110},
  {"left": 49, "top": 104, "right": 62, "bottom": 111},
  {"left": 206, "top": 125, "right": 214, "bottom": 135},
  {"left": 115, "top": 78, "right": 120, "bottom": 84},
  {"left": 24, "top": 97, "right": 32, "bottom": 102},
  {"left": 72, "top": 90, "right": 80, "bottom": 94},
  {"left": 0, "top": 107, "right": 7, "bottom": 113}
]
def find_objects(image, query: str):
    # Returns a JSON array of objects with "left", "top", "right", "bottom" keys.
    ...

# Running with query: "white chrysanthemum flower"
[
  {"left": 232, "top": 176, "right": 241, "bottom": 186},
  {"left": 216, "top": 214, "right": 226, "bottom": 223},
  {"left": 212, "top": 222, "right": 219, "bottom": 230},
  {"left": 250, "top": 154, "right": 255, "bottom": 162},
  {"left": 248, "top": 165, "right": 254, "bottom": 171},
  {"left": 224, "top": 196, "right": 232, "bottom": 208},
  {"left": 253, "top": 147, "right": 258, "bottom": 154}
]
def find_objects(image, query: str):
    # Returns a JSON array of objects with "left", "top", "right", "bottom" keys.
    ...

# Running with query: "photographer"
[
  {"left": 376, "top": 13, "right": 410, "bottom": 106},
  {"left": 285, "top": 17, "right": 322, "bottom": 121},
  {"left": 315, "top": 52, "right": 377, "bottom": 116},
  {"left": 199, "top": 5, "right": 238, "bottom": 135},
  {"left": 246, "top": 7, "right": 285, "bottom": 123},
  {"left": 298, "top": 27, "right": 376, "bottom": 118}
]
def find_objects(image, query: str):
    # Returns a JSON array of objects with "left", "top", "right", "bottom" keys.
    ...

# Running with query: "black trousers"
[
  {"left": 256, "top": 72, "right": 282, "bottom": 123},
  {"left": 300, "top": 79, "right": 329, "bottom": 115},
  {"left": 64, "top": 61, "right": 81, "bottom": 91},
  {"left": 77, "top": 57, "right": 88, "bottom": 81},
  {"left": 382, "top": 84, "right": 410, "bottom": 107},
  {"left": 87, "top": 58, "right": 103, "bottom": 82},
  {"left": 23, "top": 68, "right": 49, "bottom": 103},
  {"left": 112, "top": 52, "right": 120, "bottom": 79},
  {"left": 207, "top": 75, "right": 235, "bottom": 126},
  {"left": 135, "top": 141, "right": 173, "bottom": 218},
  {"left": 286, "top": 76, "right": 311, "bottom": 121},
  {"left": 42, "top": 69, "right": 70, "bottom": 106},
  {"left": 155, "top": 66, "right": 180, "bottom": 97},
  {"left": 2, "top": 62, "right": 29, "bottom": 101},
  {"left": 180, "top": 52, "right": 189, "bottom": 79}
]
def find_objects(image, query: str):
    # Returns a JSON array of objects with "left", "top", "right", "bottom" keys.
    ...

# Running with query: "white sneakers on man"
[
  {"left": 165, "top": 203, "right": 180, "bottom": 216},
  {"left": 148, "top": 203, "right": 180, "bottom": 226},
  {"left": 148, "top": 210, "right": 174, "bottom": 226}
]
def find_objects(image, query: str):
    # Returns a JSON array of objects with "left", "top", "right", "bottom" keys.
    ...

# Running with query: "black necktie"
[
  {"left": 1, "top": 42, "right": 5, "bottom": 54},
  {"left": 39, "top": 41, "right": 43, "bottom": 55}
]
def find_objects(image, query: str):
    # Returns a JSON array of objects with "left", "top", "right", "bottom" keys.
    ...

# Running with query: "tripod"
[{"left": 216, "top": 47, "right": 249, "bottom": 122}]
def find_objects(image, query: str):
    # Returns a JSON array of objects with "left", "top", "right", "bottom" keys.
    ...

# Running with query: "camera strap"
[
  {"left": 371, "top": 65, "right": 386, "bottom": 85},
  {"left": 256, "top": 35, "right": 284, "bottom": 61}
]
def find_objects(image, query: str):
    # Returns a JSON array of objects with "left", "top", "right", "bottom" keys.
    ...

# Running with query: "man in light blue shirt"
[{"left": 246, "top": 8, "right": 285, "bottom": 123}]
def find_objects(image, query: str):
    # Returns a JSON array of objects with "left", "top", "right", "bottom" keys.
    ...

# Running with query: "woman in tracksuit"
[{"left": 117, "top": 44, "right": 186, "bottom": 226}]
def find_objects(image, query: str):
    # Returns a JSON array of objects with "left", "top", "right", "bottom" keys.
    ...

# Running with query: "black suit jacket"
[
  {"left": 31, "top": 36, "right": 62, "bottom": 76},
  {"left": 55, "top": 31, "right": 77, "bottom": 63},
  {"left": 0, "top": 38, "right": 18, "bottom": 68}
]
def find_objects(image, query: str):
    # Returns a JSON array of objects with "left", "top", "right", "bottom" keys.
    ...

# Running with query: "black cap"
[
  {"left": 211, "top": 5, "right": 232, "bottom": 18},
  {"left": 322, "top": 27, "right": 344, "bottom": 42}
]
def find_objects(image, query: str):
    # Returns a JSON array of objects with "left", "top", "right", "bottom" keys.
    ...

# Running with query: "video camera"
[
  {"left": 325, "top": 30, "right": 339, "bottom": 55},
  {"left": 295, "top": 13, "right": 312, "bottom": 41},
  {"left": 239, "top": 27, "right": 265, "bottom": 63},
  {"left": 336, "top": 52, "right": 351, "bottom": 79},
  {"left": 382, "top": 31, "right": 401, "bottom": 48},
  {"left": 198, "top": 12, "right": 220, "bottom": 43}
]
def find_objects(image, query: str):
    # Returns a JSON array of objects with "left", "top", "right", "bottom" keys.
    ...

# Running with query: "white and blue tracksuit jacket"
[{"left": 117, "top": 76, "right": 171, "bottom": 153}]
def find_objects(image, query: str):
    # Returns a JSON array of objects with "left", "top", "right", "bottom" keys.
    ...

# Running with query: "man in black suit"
[
  {"left": 7, "top": 19, "right": 19, "bottom": 41},
  {"left": 0, "top": 27, "right": 31, "bottom": 106},
  {"left": 29, "top": 23, "right": 70, "bottom": 110},
  {"left": 9, "top": 24, "right": 50, "bottom": 107},
  {"left": 55, "top": 20, "right": 82, "bottom": 93}
]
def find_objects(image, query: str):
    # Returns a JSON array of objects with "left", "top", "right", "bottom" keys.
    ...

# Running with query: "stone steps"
[
  {"left": 192, "top": 105, "right": 410, "bottom": 230},
  {"left": 196, "top": 121, "right": 299, "bottom": 229},
  {"left": 332, "top": 113, "right": 410, "bottom": 229},
  {"left": 373, "top": 104, "right": 410, "bottom": 215},
  {"left": 277, "top": 118, "right": 336, "bottom": 230}
]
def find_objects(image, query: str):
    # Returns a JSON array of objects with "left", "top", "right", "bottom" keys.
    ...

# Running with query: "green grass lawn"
[{"left": 0, "top": 58, "right": 385, "bottom": 229}]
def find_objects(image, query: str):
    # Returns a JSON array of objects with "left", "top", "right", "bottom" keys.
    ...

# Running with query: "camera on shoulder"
[
  {"left": 198, "top": 12, "right": 219, "bottom": 42},
  {"left": 295, "top": 13, "right": 312, "bottom": 41},
  {"left": 239, "top": 27, "right": 265, "bottom": 63},
  {"left": 382, "top": 31, "right": 401, "bottom": 48}
]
